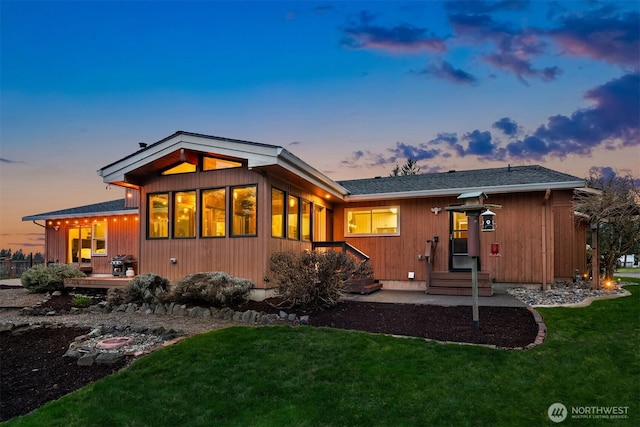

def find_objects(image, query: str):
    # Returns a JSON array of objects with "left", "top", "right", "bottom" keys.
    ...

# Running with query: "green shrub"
[
  {"left": 267, "top": 250, "right": 374, "bottom": 310},
  {"left": 126, "top": 273, "right": 170, "bottom": 304},
  {"left": 168, "top": 272, "right": 253, "bottom": 307},
  {"left": 72, "top": 296, "right": 93, "bottom": 307},
  {"left": 20, "top": 264, "right": 86, "bottom": 293}
]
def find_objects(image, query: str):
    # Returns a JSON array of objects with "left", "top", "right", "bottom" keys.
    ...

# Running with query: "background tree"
[
  {"left": 574, "top": 168, "right": 640, "bottom": 282},
  {"left": 390, "top": 158, "right": 421, "bottom": 176}
]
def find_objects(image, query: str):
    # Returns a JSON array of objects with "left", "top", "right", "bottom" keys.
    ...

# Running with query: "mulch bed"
[{"left": 0, "top": 294, "right": 538, "bottom": 421}]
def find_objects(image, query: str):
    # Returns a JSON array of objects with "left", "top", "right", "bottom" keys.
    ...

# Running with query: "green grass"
[{"left": 5, "top": 287, "right": 639, "bottom": 427}]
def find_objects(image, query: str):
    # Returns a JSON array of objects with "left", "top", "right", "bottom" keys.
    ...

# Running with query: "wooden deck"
[
  {"left": 344, "top": 278, "right": 382, "bottom": 295},
  {"left": 428, "top": 271, "right": 493, "bottom": 296},
  {"left": 64, "top": 276, "right": 132, "bottom": 289}
]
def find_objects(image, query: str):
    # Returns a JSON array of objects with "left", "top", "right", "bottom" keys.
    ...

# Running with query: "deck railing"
[{"left": 311, "top": 241, "right": 370, "bottom": 262}]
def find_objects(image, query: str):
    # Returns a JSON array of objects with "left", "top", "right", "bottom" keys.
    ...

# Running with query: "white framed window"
[
  {"left": 91, "top": 221, "right": 107, "bottom": 255},
  {"left": 345, "top": 206, "right": 400, "bottom": 236}
]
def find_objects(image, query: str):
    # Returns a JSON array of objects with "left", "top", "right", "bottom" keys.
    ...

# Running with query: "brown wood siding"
[
  {"left": 334, "top": 190, "right": 579, "bottom": 286},
  {"left": 136, "top": 167, "right": 334, "bottom": 286},
  {"left": 42, "top": 214, "right": 138, "bottom": 275},
  {"left": 553, "top": 191, "right": 586, "bottom": 280},
  {"left": 124, "top": 188, "right": 139, "bottom": 208},
  {"left": 334, "top": 197, "right": 455, "bottom": 282}
]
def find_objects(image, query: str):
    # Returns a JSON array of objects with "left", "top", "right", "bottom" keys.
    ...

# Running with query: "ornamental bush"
[
  {"left": 20, "top": 264, "right": 86, "bottom": 293},
  {"left": 267, "top": 250, "right": 374, "bottom": 310},
  {"left": 126, "top": 273, "right": 170, "bottom": 304},
  {"left": 168, "top": 272, "right": 253, "bottom": 307}
]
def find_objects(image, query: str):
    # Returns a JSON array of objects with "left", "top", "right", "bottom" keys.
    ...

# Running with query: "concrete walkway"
[{"left": 344, "top": 290, "right": 527, "bottom": 307}]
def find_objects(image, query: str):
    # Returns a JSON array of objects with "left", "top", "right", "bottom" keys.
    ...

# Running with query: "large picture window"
[
  {"left": 271, "top": 188, "right": 285, "bottom": 238},
  {"left": 174, "top": 191, "right": 196, "bottom": 238},
  {"left": 149, "top": 193, "right": 169, "bottom": 238},
  {"left": 345, "top": 206, "right": 400, "bottom": 236},
  {"left": 232, "top": 185, "right": 257, "bottom": 236},
  {"left": 202, "top": 188, "right": 226, "bottom": 237}
]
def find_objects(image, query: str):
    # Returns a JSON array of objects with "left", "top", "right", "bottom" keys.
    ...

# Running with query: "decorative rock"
[
  {"left": 172, "top": 305, "right": 187, "bottom": 316},
  {"left": 0, "top": 322, "right": 14, "bottom": 332},
  {"left": 154, "top": 304, "right": 167, "bottom": 315},
  {"left": 51, "top": 291, "right": 62, "bottom": 296},
  {"left": 125, "top": 304, "right": 137, "bottom": 314},
  {"left": 45, "top": 311, "right": 56, "bottom": 316},
  {"left": 299, "top": 315, "right": 309, "bottom": 325},
  {"left": 188, "top": 306, "right": 211, "bottom": 317},
  {"left": 287, "top": 313, "right": 297, "bottom": 322},
  {"left": 241, "top": 310, "right": 258, "bottom": 324},
  {"left": 279, "top": 310, "right": 288, "bottom": 319},
  {"left": 508, "top": 283, "right": 625, "bottom": 306},
  {"left": 88, "top": 327, "right": 103, "bottom": 338},
  {"left": 77, "top": 351, "right": 98, "bottom": 366}
]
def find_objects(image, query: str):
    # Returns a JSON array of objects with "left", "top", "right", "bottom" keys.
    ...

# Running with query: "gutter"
[
  {"left": 344, "top": 180, "right": 586, "bottom": 202},
  {"left": 22, "top": 209, "right": 139, "bottom": 222},
  {"left": 276, "top": 148, "right": 350, "bottom": 199}
]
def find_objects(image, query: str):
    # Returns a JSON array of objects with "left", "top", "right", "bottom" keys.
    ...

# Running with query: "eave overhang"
[
  {"left": 344, "top": 180, "right": 586, "bottom": 202},
  {"left": 22, "top": 209, "right": 138, "bottom": 222},
  {"left": 97, "top": 131, "right": 349, "bottom": 200}
]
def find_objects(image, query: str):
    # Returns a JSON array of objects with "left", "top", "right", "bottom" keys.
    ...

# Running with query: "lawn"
[{"left": 4, "top": 285, "right": 639, "bottom": 427}]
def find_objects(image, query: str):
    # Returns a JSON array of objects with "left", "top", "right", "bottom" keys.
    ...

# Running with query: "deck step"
[{"left": 345, "top": 278, "right": 382, "bottom": 295}]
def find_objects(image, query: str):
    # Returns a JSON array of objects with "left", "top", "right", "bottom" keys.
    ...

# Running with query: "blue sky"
[{"left": 1, "top": 0, "right": 639, "bottom": 252}]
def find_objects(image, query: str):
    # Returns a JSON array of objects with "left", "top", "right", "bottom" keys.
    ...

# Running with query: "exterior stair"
[{"left": 428, "top": 271, "right": 493, "bottom": 296}]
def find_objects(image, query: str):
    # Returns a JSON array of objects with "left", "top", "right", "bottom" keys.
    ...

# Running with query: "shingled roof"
[
  {"left": 22, "top": 199, "right": 137, "bottom": 221},
  {"left": 339, "top": 165, "right": 585, "bottom": 200}
]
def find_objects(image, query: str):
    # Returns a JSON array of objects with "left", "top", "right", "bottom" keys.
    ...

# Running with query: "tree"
[
  {"left": 390, "top": 158, "right": 421, "bottom": 176},
  {"left": 574, "top": 168, "right": 640, "bottom": 282}
]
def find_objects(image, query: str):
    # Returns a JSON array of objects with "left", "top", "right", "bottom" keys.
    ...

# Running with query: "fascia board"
[
  {"left": 98, "top": 134, "right": 281, "bottom": 183},
  {"left": 344, "top": 181, "right": 586, "bottom": 202},
  {"left": 22, "top": 209, "right": 139, "bottom": 221},
  {"left": 276, "top": 149, "right": 349, "bottom": 199}
]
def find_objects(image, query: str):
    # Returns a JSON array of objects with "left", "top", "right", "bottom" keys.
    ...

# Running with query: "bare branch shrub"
[
  {"left": 267, "top": 250, "right": 374, "bottom": 310},
  {"left": 574, "top": 168, "right": 640, "bottom": 280}
]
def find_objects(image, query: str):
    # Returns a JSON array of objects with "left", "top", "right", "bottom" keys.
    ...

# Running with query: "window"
[
  {"left": 161, "top": 162, "right": 196, "bottom": 175},
  {"left": 174, "top": 191, "right": 196, "bottom": 238},
  {"left": 149, "top": 193, "right": 169, "bottom": 238},
  {"left": 345, "top": 206, "right": 400, "bottom": 236},
  {"left": 271, "top": 188, "right": 285, "bottom": 238},
  {"left": 287, "top": 195, "right": 299, "bottom": 239},
  {"left": 301, "top": 200, "right": 311, "bottom": 241},
  {"left": 202, "top": 188, "right": 226, "bottom": 237},
  {"left": 92, "top": 221, "right": 107, "bottom": 255},
  {"left": 203, "top": 157, "right": 242, "bottom": 171},
  {"left": 231, "top": 185, "right": 257, "bottom": 236}
]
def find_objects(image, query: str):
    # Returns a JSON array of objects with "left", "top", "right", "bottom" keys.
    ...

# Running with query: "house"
[{"left": 23, "top": 131, "right": 588, "bottom": 299}]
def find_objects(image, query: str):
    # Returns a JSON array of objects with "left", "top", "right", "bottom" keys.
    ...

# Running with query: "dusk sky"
[{"left": 1, "top": 0, "right": 639, "bottom": 253}]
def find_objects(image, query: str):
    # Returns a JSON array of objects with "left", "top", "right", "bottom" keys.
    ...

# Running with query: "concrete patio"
[{"left": 343, "top": 289, "right": 527, "bottom": 307}]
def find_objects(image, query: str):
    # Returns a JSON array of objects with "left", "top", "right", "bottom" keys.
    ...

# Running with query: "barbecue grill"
[{"left": 109, "top": 254, "right": 134, "bottom": 277}]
